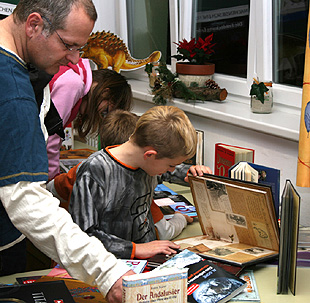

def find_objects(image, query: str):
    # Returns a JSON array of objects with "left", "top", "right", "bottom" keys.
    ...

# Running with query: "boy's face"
[{"left": 143, "top": 154, "right": 188, "bottom": 176}]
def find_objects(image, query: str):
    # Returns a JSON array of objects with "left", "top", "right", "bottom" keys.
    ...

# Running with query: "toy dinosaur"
[{"left": 81, "top": 31, "right": 161, "bottom": 72}]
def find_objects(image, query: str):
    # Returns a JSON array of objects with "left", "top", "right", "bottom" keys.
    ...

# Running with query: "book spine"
[
  {"left": 122, "top": 273, "right": 187, "bottom": 303},
  {"left": 214, "top": 144, "right": 236, "bottom": 177}
]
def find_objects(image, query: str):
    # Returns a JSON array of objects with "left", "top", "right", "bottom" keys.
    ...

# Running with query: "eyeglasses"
[{"left": 42, "top": 16, "right": 87, "bottom": 52}]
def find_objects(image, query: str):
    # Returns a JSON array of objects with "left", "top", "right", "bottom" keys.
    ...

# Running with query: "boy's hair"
[
  {"left": 13, "top": 0, "right": 97, "bottom": 35},
  {"left": 99, "top": 109, "right": 139, "bottom": 148},
  {"left": 131, "top": 106, "right": 197, "bottom": 159}
]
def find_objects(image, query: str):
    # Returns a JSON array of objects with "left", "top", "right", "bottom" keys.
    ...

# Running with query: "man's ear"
[
  {"left": 25, "top": 13, "right": 44, "bottom": 38},
  {"left": 143, "top": 149, "right": 157, "bottom": 160}
]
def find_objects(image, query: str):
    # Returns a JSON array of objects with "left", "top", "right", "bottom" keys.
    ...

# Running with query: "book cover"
[
  {"left": 231, "top": 270, "right": 260, "bottom": 301},
  {"left": 154, "top": 192, "right": 197, "bottom": 219},
  {"left": 123, "top": 259, "right": 147, "bottom": 274},
  {"left": 35, "top": 276, "right": 107, "bottom": 303},
  {"left": 229, "top": 162, "right": 280, "bottom": 220},
  {"left": 122, "top": 267, "right": 188, "bottom": 303},
  {"left": 155, "top": 249, "right": 246, "bottom": 303},
  {"left": 174, "top": 174, "right": 279, "bottom": 267},
  {"left": 277, "top": 180, "right": 301, "bottom": 295},
  {"left": 214, "top": 143, "right": 255, "bottom": 177},
  {"left": 0, "top": 280, "right": 75, "bottom": 303}
]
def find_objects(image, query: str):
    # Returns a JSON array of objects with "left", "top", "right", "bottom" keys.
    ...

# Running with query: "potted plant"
[{"left": 172, "top": 34, "right": 216, "bottom": 87}]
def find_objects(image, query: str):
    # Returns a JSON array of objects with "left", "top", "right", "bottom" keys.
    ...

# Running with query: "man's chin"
[{"left": 46, "top": 63, "right": 68, "bottom": 75}]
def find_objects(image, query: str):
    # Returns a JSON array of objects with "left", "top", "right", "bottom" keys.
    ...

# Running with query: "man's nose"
[{"left": 66, "top": 51, "right": 80, "bottom": 65}]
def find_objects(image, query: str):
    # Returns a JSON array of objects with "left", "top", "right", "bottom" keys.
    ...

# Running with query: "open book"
[{"left": 174, "top": 174, "right": 279, "bottom": 266}]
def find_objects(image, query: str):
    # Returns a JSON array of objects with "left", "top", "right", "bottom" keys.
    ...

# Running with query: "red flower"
[{"left": 172, "top": 34, "right": 215, "bottom": 65}]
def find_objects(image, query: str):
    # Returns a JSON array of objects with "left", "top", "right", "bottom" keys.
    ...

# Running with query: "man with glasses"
[{"left": 0, "top": 1, "right": 133, "bottom": 303}]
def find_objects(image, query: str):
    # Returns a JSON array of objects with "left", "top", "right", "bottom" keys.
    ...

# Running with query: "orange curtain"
[{"left": 297, "top": 9, "right": 310, "bottom": 187}]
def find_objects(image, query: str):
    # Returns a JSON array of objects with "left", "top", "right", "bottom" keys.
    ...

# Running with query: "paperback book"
[
  {"left": 154, "top": 191, "right": 197, "bottom": 219},
  {"left": 231, "top": 270, "right": 260, "bottom": 301},
  {"left": 155, "top": 249, "right": 247, "bottom": 303},
  {"left": 35, "top": 276, "right": 107, "bottom": 303},
  {"left": 0, "top": 280, "right": 75, "bottom": 303},
  {"left": 122, "top": 267, "right": 188, "bottom": 303}
]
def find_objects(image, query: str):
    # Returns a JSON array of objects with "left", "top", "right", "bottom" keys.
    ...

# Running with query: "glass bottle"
[
  {"left": 149, "top": 63, "right": 160, "bottom": 88},
  {"left": 251, "top": 81, "right": 273, "bottom": 114}
]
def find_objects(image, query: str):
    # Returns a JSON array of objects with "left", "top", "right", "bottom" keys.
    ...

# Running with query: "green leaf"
[
  {"left": 145, "top": 63, "right": 153, "bottom": 75},
  {"left": 250, "top": 82, "right": 269, "bottom": 104}
]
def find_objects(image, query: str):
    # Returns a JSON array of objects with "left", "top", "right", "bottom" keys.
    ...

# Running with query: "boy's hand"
[
  {"left": 175, "top": 211, "right": 193, "bottom": 223},
  {"left": 135, "top": 241, "right": 180, "bottom": 259},
  {"left": 184, "top": 165, "right": 212, "bottom": 182}
]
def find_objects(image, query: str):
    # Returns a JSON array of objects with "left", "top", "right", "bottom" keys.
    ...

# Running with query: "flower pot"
[{"left": 176, "top": 62, "right": 215, "bottom": 87}]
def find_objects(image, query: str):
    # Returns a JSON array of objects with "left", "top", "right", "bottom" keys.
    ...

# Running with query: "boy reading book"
[
  {"left": 50, "top": 106, "right": 205, "bottom": 259},
  {"left": 48, "top": 109, "right": 211, "bottom": 242}
]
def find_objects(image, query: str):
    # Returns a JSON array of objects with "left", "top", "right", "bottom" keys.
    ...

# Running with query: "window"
[
  {"left": 0, "top": 1, "right": 18, "bottom": 19},
  {"left": 117, "top": 0, "right": 308, "bottom": 108},
  {"left": 126, "top": 0, "right": 171, "bottom": 64},
  {"left": 274, "top": 0, "right": 308, "bottom": 87},
  {"left": 195, "top": 1, "right": 250, "bottom": 78}
]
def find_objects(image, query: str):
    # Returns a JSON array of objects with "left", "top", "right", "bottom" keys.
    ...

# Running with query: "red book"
[{"left": 214, "top": 143, "right": 254, "bottom": 177}]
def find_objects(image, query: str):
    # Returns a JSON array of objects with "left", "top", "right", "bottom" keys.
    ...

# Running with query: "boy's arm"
[
  {"left": 86, "top": 226, "right": 135, "bottom": 259},
  {"left": 155, "top": 213, "right": 187, "bottom": 240},
  {"left": 159, "top": 163, "right": 212, "bottom": 185},
  {"left": 151, "top": 201, "right": 190, "bottom": 240},
  {"left": 159, "top": 163, "right": 191, "bottom": 186}
]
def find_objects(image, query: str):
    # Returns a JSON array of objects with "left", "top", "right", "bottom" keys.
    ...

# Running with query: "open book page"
[{"left": 175, "top": 175, "right": 279, "bottom": 266}]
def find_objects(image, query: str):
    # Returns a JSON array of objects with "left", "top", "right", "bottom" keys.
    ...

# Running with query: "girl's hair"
[
  {"left": 131, "top": 106, "right": 197, "bottom": 159},
  {"left": 76, "top": 69, "right": 133, "bottom": 139},
  {"left": 13, "top": 0, "right": 97, "bottom": 35}
]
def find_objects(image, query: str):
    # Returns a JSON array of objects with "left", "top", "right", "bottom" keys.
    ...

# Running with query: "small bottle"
[
  {"left": 251, "top": 81, "right": 273, "bottom": 114},
  {"left": 149, "top": 62, "right": 160, "bottom": 88}
]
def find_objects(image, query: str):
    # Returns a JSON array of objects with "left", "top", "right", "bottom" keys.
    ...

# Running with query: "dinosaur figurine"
[{"left": 81, "top": 31, "right": 161, "bottom": 72}]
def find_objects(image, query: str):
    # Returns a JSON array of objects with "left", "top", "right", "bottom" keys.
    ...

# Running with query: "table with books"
[
  {"left": 0, "top": 182, "right": 310, "bottom": 302},
  {"left": 163, "top": 182, "right": 310, "bottom": 302}
]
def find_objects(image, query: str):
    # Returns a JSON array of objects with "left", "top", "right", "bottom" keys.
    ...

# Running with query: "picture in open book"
[{"left": 174, "top": 174, "right": 280, "bottom": 266}]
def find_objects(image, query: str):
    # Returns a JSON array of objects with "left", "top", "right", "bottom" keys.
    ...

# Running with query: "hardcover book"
[
  {"left": 122, "top": 267, "right": 188, "bottom": 303},
  {"left": 0, "top": 280, "right": 75, "bottom": 303},
  {"left": 229, "top": 162, "right": 281, "bottom": 219},
  {"left": 277, "top": 180, "right": 300, "bottom": 295},
  {"left": 214, "top": 143, "right": 255, "bottom": 177},
  {"left": 174, "top": 174, "right": 279, "bottom": 267},
  {"left": 184, "top": 130, "right": 204, "bottom": 166},
  {"left": 155, "top": 249, "right": 247, "bottom": 303}
]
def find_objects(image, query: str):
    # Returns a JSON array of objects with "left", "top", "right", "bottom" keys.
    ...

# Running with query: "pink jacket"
[{"left": 47, "top": 58, "right": 92, "bottom": 180}]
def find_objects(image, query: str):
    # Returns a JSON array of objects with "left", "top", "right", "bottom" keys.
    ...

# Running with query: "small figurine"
[{"left": 81, "top": 30, "right": 161, "bottom": 72}]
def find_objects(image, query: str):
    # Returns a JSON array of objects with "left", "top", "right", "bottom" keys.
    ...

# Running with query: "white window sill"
[{"left": 128, "top": 79, "right": 301, "bottom": 142}]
